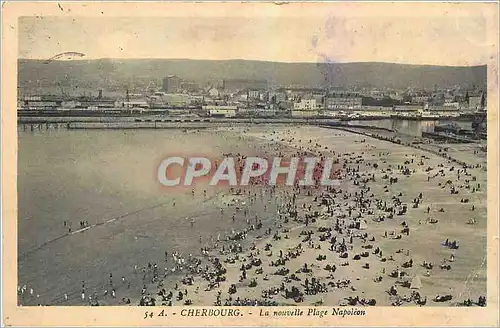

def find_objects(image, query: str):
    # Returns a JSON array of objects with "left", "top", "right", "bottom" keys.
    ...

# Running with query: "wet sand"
[{"left": 18, "top": 126, "right": 487, "bottom": 307}]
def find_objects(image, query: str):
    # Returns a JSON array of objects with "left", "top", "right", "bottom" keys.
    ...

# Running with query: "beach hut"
[
  {"left": 357, "top": 220, "right": 368, "bottom": 230},
  {"left": 410, "top": 275, "right": 423, "bottom": 289}
]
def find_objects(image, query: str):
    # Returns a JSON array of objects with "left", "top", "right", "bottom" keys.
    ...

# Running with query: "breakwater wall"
[
  {"left": 19, "top": 117, "right": 347, "bottom": 130},
  {"left": 68, "top": 122, "right": 213, "bottom": 129},
  {"left": 323, "top": 125, "right": 482, "bottom": 168},
  {"left": 18, "top": 119, "right": 409, "bottom": 132}
]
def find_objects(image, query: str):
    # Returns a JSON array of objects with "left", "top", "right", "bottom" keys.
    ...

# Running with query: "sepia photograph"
[{"left": 2, "top": 1, "right": 499, "bottom": 327}]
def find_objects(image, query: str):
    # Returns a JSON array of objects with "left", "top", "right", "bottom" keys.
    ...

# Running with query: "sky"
[{"left": 17, "top": 5, "right": 495, "bottom": 66}]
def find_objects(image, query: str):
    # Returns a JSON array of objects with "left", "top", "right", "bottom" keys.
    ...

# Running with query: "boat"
[
  {"left": 434, "top": 123, "right": 465, "bottom": 135},
  {"left": 420, "top": 112, "right": 441, "bottom": 119},
  {"left": 472, "top": 111, "right": 487, "bottom": 132}
]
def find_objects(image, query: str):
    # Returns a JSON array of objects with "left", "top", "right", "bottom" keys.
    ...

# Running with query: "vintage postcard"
[{"left": 1, "top": 1, "right": 499, "bottom": 327}]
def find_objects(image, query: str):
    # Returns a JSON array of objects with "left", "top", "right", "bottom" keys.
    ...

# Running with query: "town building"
[
  {"left": 203, "top": 105, "right": 238, "bottom": 118},
  {"left": 293, "top": 98, "right": 319, "bottom": 111},
  {"left": 149, "top": 93, "right": 196, "bottom": 108},
  {"left": 388, "top": 92, "right": 403, "bottom": 101},
  {"left": 427, "top": 104, "right": 460, "bottom": 111},
  {"left": 222, "top": 79, "right": 268, "bottom": 92},
  {"left": 61, "top": 100, "right": 78, "bottom": 108},
  {"left": 429, "top": 93, "right": 445, "bottom": 105},
  {"left": 164, "top": 94, "right": 193, "bottom": 107},
  {"left": 208, "top": 88, "right": 220, "bottom": 98},
  {"left": 20, "top": 94, "right": 121, "bottom": 110},
  {"left": 239, "top": 107, "right": 278, "bottom": 117},
  {"left": 312, "top": 95, "right": 325, "bottom": 109},
  {"left": 122, "top": 101, "right": 150, "bottom": 109},
  {"left": 259, "top": 92, "right": 269, "bottom": 102},
  {"left": 180, "top": 81, "right": 199, "bottom": 93},
  {"left": 412, "top": 95, "right": 429, "bottom": 104},
  {"left": 393, "top": 105, "right": 423, "bottom": 112},
  {"left": 248, "top": 90, "right": 260, "bottom": 99},
  {"left": 469, "top": 95, "right": 485, "bottom": 111},
  {"left": 162, "top": 75, "right": 182, "bottom": 93},
  {"left": 368, "top": 90, "right": 386, "bottom": 100},
  {"left": 325, "top": 96, "right": 362, "bottom": 110},
  {"left": 277, "top": 101, "right": 293, "bottom": 111},
  {"left": 444, "top": 95, "right": 457, "bottom": 104},
  {"left": 269, "top": 91, "right": 288, "bottom": 103},
  {"left": 19, "top": 95, "right": 63, "bottom": 110},
  {"left": 443, "top": 102, "right": 460, "bottom": 110}
]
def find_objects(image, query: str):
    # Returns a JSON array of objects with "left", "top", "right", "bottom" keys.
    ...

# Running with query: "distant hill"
[{"left": 18, "top": 58, "right": 487, "bottom": 94}]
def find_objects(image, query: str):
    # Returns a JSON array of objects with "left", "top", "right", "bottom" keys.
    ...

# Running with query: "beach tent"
[
  {"left": 410, "top": 275, "right": 422, "bottom": 289},
  {"left": 358, "top": 220, "right": 368, "bottom": 230}
]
